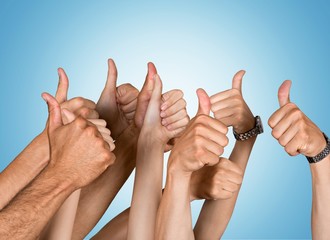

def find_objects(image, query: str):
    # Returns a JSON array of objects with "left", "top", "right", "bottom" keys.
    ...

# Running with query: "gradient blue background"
[{"left": 1, "top": 1, "right": 329, "bottom": 239}]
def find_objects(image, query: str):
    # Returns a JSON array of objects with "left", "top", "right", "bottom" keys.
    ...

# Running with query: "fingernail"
[{"left": 160, "top": 111, "right": 166, "bottom": 118}]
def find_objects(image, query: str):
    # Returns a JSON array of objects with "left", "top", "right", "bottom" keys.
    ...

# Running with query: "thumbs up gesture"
[
  {"left": 268, "top": 80, "right": 326, "bottom": 157},
  {"left": 168, "top": 89, "right": 228, "bottom": 173},
  {"left": 134, "top": 63, "right": 190, "bottom": 149},
  {"left": 42, "top": 93, "right": 115, "bottom": 189},
  {"left": 210, "top": 70, "right": 255, "bottom": 134},
  {"left": 96, "top": 59, "right": 139, "bottom": 140}
]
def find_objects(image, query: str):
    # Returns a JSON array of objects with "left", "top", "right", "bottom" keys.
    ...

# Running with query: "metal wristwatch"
[
  {"left": 233, "top": 116, "right": 264, "bottom": 141},
  {"left": 306, "top": 133, "right": 330, "bottom": 164}
]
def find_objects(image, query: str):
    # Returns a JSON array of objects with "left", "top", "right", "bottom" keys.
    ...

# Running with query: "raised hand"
[
  {"left": 42, "top": 92, "right": 115, "bottom": 188},
  {"left": 210, "top": 70, "right": 255, "bottom": 134},
  {"left": 97, "top": 59, "right": 139, "bottom": 139},
  {"left": 190, "top": 157, "right": 243, "bottom": 201},
  {"left": 268, "top": 80, "right": 326, "bottom": 157},
  {"left": 168, "top": 89, "right": 228, "bottom": 173}
]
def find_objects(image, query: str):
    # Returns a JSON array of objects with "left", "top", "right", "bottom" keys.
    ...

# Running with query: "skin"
[
  {"left": 194, "top": 70, "right": 257, "bottom": 239},
  {"left": 0, "top": 68, "right": 99, "bottom": 211},
  {"left": 127, "top": 73, "right": 189, "bottom": 240},
  {"left": 0, "top": 92, "right": 115, "bottom": 240},
  {"left": 71, "top": 60, "right": 189, "bottom": 239},
  {"left": 92, "top": 158, "right": 243, "bottom": 240},
  {"left": 155, "top": 88, "right": 229, "bottom": 240},
  {"left": 38, "top": 69, "right": 112, "bottom": 240},
  {"left": 268, "top": 80, "right": 330, "bottom": 240}
]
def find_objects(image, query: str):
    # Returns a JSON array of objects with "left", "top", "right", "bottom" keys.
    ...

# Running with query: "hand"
[
  {"left": 161, "top": 89, "right": 190, "bottom": 151},
  {"left": 190, "top": 158, "right": 243, "bottom": 200},
  {"left": 97, "top": 59, "right": 139, "bottom": 139},
  {"left": 210, "top": 70, "right": 255, "bottom": 134},
  {"left": 268, "top": 80, "right": 326, "bottom": 157},
  {"left": 168, "top": 89, "right": 229, "bottom": 174},
  {"left": 139, "top": 74, "right": 190, "bottom": 146},
  {"left": 42, "top": 93, "right": 115, "bottom": 189},
  {"left": 63, "top": 110, "right": 115, "bottom": 150},
  {"left": 56, "top": 68, "right": 99, "bottom": 123}
]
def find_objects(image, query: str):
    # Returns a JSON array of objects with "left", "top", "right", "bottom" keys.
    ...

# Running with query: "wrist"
[
  {"left": 310, "top": 155, "right": 330, "bottom": 185},
  {"left": 234, "top": 114, "right": 255, "bottom": 134},
  {"left": 167, "top": 157, "right": 193, "bottom": 180},
  {"left": 41, "top": 164, "right": 77, "bottom": 193},
  {"left": 306, "top": 132, "right": 330, "bottom": 163}
]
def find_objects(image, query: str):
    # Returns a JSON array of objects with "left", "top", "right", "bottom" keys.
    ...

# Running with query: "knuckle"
[
  {"left": 181, "top": 98, "right": 187, "bottom": 108},
  {"left": 271, "top": 129, "right": 280, "bottom": 139},
  {"left": 74, "top": 97, "right": 85, "bottom": 107},
  {"left": 192, "top": 123, "right": 205, "bottom": 136},
  {"left": 86, "top": 125, "right": 98, "bottom": 135},
  {"left": 74, "top": 117, "right": 87, "bottom": 128},
  {"left": 79, "top": 107, "right": 90, "bottom": 116},
  {"left": 287, "top": 102, "right": 298, "bottom": 109},
  {"left": 209, "top": 188, "right": 219, "bottom": 199},
  {"left": 290, "top": 108, "right": 303, "bottom": 119},
  {"left": 278, "top": 137, "right": 286, "bottom": 147}
]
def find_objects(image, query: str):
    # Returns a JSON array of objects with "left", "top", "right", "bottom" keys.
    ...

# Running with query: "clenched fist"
[
  {"left": 168, "top": 89, "right": 228, "bottom": 174},
  {"left": 42, "top": 93, "right": 116, "bottom": 189},
  {"left": 268, "top": 80, "right": 326, "bottom": 157}
]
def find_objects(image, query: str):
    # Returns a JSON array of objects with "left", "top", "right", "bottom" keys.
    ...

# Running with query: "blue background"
[{"left": 1, "top": 1, "right": 329, "bottom": 239}]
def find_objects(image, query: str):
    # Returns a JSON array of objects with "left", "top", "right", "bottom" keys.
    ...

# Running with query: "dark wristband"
[
  {"left": 233, "top": 116, "right": 264, "bottom": 141},
  {"left": 306, "top": 133, "right": 330, "bottom": 164}
]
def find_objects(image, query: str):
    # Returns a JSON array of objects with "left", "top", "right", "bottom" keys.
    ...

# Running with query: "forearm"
[
  {"left": 72, "top": 125, "right": 138, "bottom": 239},
  {"left": 156, "top": 171, "right": 194, "bottom": 240},
  {"left": 0, "top": 131, "right": 49, "bottom": 209},
  {"left": 194, "top": 137, "right": 256, "bottom": 239},
  {"left": 40, "top": 189, "right": 81, "bottom": 240},
  {"left": 310, "top": 155, "right": 330, "bottom": 240},
  {"left": 0, "top": 167, "right": 74, "bottom": 239},
  {"left": 92, "top": 207, "right": 130, "bottom": 240},
  {"left": 127, "top": 136, "right": 165, "bottom": 240}
]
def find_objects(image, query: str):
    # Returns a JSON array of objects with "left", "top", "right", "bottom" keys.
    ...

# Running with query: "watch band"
[
  {"left": 306, "top": 133, "right": 330, "bottom": 164},
  {"left": 233, "top": 116, "right": 264, "bottom": 141}
]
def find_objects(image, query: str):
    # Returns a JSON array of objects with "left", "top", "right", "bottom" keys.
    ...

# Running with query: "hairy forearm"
[
  {"left": 72, "top": 125, "right": 138, "bottom": 239},
  {"left": 0, "top": 131, "right": 49, "bottom": 209},
  {"left": 156, "top": 171, "right": 193, "bottom": 240},
  {"left": 127, "top": 136, "right": 164, "bottom": 240},
  {"left": 194, "top": 137, "right": 256, "bottom": 239},
  {"left": 310, "top": 155, "right": 330, "bottom": 240},
  {"left": 0, "top": 167, "right": 74, "bottom": 239}
]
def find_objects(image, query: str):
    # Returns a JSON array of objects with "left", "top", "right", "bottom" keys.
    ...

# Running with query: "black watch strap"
[
  {"left": 306, "top": 133, "right": 330, "bottom": 164},
  {"left": 233, "top": 116, "right": 264, "bottom": 141}
]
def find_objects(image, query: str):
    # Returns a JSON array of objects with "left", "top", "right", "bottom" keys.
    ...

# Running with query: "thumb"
[
  {"left": 278, "top": 80, "right": 291, "bottom": 107},
  {"left": 196, "top": 88, "right": 211, "bottom": 116},
  {"left": 42, "top": 92, "right": 63, "bottom": 133},
  {"left": 150, "top": 74, "right": 163, "bottom": 105},
  {"left": 147, "top": 62, "right": 157, "bottom": 81},
  {"left": 104, "top": 58, "right": 118, "bottom": 93},
  {"left": 139, "top": 62, "right": 158, "bottom": 98},
  {"left": 61, "top": 108, "right": 76, "bottom": 124},
  {"left": 55, "top": 68, "right": 69, "bottom": 104},
  {"left": 232, "top": 70, "right": 245, "bottom": 93}
]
